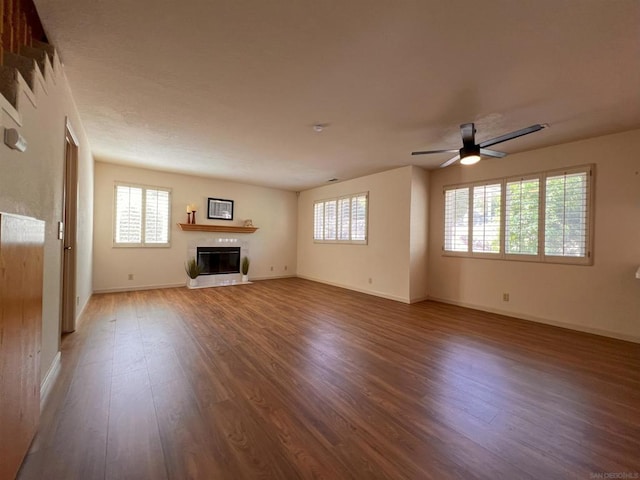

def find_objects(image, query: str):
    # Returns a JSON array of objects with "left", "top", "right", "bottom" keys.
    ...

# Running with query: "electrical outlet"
[
  {"left": 284, "top": 265, "right": 288, "bottom": 271},
  {"left": 503, "top": 293, "right": 510, "bottom": 302},
  {"left": 368, "top": 277, "right": 373, "bottom": 284},
  {"left": 128, "top": 273, "right": 134, "bottom": 280},
  {"left": 270, "top": 266, "right": 274, "bottom": 271}
]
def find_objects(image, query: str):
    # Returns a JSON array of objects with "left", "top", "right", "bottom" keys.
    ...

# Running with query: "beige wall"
[
  {"left": 93, "top": 162, "right": 298, "bottom": 292},
  {"left": 410, "top": 166, "right": 429, "bottom": 302},
  {"left": 428, "top": 129, "right": 640, "bottom": 342},
  {"left": 297, "top": 165, "right": 429, "bottom": 303},
  {"left": 0, "top": 55, "right": 94, "bottom": 381}
]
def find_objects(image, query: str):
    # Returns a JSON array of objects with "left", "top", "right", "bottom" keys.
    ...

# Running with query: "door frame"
[{"left": 61, "top": 117, "right": 79, "bottom": 334}]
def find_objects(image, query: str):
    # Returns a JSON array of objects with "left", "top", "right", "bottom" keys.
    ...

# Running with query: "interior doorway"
[{"left": 61, "top": 118, "right": 79, "bottom": 334}]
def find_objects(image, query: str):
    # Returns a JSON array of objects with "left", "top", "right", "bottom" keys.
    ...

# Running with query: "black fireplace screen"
[{"left": 196, "top": 247, "right": 241, "bottom": 275}]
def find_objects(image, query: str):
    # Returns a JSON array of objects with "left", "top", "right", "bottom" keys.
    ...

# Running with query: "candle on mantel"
[{"left": 186, "top": 205, "right": 192, "bottom": 213}]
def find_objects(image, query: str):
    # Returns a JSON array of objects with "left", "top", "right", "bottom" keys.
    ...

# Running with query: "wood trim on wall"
[{"left": 0, "top": 213, "right": 45, "bottom": 480}]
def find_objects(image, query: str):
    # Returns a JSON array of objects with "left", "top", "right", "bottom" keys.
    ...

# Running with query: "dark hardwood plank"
[{"left": 18, "top": 278, "right": 640, "bottom": 479}]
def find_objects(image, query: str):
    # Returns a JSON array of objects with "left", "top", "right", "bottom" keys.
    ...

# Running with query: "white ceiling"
[{"left": 34, "top": 0, "right": 640, "bottom": 191}]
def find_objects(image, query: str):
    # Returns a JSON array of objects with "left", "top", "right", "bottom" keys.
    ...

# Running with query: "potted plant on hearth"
[
  {"left": 241, "top": 256, "right": 250, "bottom": 283},
  {"left": 185, "top": 257, "right": 203, "bottom": 288}
]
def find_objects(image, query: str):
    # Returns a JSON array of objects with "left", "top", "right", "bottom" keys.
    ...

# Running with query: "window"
[
  {"left": 350, "top": 194, "right": 367, "bottom": 241},
  {"left": 114, "top": 183, "right": 171, "bottom": 247},
  {"left": 472, "top": 183, "right": 501, "bottom": 254},
  {"left": 544, "top": 170, "right": 589, "bottom": 258},
  {"left": 314, "top": 192, "right": 368, "bottom": 243},
  {"left": 505, "top": 177, "right": 539, "bottom": 255},
  {"left": 313, "top": 202, "right": 324, "bottom": 241},
  {"left": 324, "top": 200, "right": 337, "bottom": 240},
  {"left": 444, "top": 187, "right": 469, "bottom": 252},
  {"left": 443, "top": 165, "right": 593, "bottom": 264}
]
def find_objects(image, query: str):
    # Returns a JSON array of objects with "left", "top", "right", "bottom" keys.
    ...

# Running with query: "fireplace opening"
[{"left": 196, "top": 247, "right": 241, "bottom": 275}]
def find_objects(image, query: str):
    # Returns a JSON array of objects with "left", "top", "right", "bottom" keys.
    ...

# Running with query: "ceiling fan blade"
[
  {"left": 411, "top": 149, "right": 458, "bottom": 156},
  {"left": 478, "top": 124, "right": 547, "bottom": 149},
  {"left": 440, "top": 155, "right": 460, "bottom": 168},
  {"left": 480, "top": 148, "right": 507, "bottom": 158},
  {"left": 460, "top": 123, "right": 475, "bottom": 146}
]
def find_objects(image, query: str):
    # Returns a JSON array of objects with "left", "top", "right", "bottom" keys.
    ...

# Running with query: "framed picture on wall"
[{"left": 207, "top": 198, "right": 234, "bottom": 220}]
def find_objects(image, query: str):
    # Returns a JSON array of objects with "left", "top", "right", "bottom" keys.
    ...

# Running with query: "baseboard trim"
[
  {"left": 296, "top": 274, "right": 410, "bottom": 304},
  {"left": 93, "top": 276, "right": 299, "bottom": 294},
  {"left": 249, "top": 274, "right": 296, "bottom": 281},
  {"left": 93, "top": 282, "right": 185, "bottom": 294},
  {"left": 427, "top": 296, "right": 640, "bottom": 344},
  {"left": 409, "top": 295, "right": 430, "bottom": 304},
  {"left": 40, "top": 351, "right": 61, "bottom": 411},
  {"left": 74, "top": 292, "right": 92, "bottom": 328}
]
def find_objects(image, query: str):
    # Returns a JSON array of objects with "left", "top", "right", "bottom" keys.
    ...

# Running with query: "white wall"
[
  {"left": 428, "top": 129, "right": 640, "bottom": 342},
  {"left": 93, "top": 162, "right": 298, "bottom": 292},
  {"left": 297, "top": 165, "right": 429, "bottom": 303},
  {"left": 0, "top": 55, "right": 94, "bottom": 381}
]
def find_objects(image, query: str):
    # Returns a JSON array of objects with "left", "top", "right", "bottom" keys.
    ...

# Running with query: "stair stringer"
[{"left": 1, "top": 45, "right": 61, "bottom": 129}]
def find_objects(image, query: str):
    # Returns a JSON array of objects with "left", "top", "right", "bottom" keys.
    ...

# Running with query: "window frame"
[
  {"left": 113, "top": 182, "right": 172, "bottom": 248},
  {"left": 313, "top": 192, "right": 368, "bottom": 245},
  {"left": 442, "top": 164, "right": 594, "bottom": 265}
]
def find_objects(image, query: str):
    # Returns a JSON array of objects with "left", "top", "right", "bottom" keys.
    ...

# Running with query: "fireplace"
[{"left": 197, "top": 246, "right": 241, "bottom": 275}]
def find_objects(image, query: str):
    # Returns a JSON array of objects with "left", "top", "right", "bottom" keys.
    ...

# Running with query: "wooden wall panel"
[{"left": 0, "top": 213, "right": 45, "bottom": 480}]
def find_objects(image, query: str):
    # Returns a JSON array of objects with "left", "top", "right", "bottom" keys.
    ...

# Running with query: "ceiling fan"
[{"left": 412, "top": 122, "right": 548, "bottom": 168}]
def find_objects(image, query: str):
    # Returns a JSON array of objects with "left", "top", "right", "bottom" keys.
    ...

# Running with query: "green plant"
[
  {"left": 241, "top": 256, "right": 250, "bottom": 275},
  {"left": 185, "top": 257, "right": 203, "bottom": 279}
]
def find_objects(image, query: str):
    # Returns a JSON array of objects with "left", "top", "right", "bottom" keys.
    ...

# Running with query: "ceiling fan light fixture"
[
  {"left": 413, "top": 122, "right": 547, "bottom": 169},
  {"left": 459, "top": 144, "right": 481, "bottom": 165},
  {"left": 460, "top": 154, "right": 481, "bottom": 165}
]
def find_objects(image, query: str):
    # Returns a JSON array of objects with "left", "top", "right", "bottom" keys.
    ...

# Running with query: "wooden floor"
[{"left": 17, "top": 278, "right": 640, "bottom": 480}]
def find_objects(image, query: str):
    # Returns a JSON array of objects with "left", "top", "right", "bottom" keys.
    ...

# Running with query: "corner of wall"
[{"left": 409, "top": 166, "right": 430, "bottom": 301}]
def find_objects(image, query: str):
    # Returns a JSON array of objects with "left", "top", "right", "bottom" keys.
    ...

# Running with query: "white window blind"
[
  {"left": 114, "top": 183, "right": 171, "bottom": 247},
  {"left": 338, "top": 198, "right": 350, "bottom": 240},
  {"left": 115, "top": 185, "right": 142, "bottom": 243},
  {"left": 144, "top": 189, "right": 170, "bottom": 244},
  {"left": 313, "top": 202, "right": 324, "bottom": 241},
  {"left": 472, "top": 183, "right": 501, "bottom": 254},
  {"left": 351, "top": 194, "right": 367, "bottom": 241},
  {"left": 544, "top": 170, "right": 589, "bottom": 258},
  {"left": 444, "top": 187, "right": 470, "bottom": 252},
  {"left": 443, "top": 165, "right": 592, "bottom": 264},
  {"left": 505, "top": 178, "right": 539, "bottom": 255},
  {"left": 324, "top": 200, "right": 337, "bottom": 240},
  {"left": 313, "top": 192, "right": 368, "bottom": 244}
]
